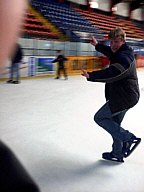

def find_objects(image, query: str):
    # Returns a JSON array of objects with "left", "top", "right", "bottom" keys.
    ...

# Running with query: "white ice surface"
[{"left": 0, "top": 69, "right": 144, "bottom": 192}]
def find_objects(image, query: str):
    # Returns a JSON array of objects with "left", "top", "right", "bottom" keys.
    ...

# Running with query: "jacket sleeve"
[
  {"left": 19, "top": 47, "right": 23, "bottom": 61},
  {"left": 95, "top": 43, "right": 113, "bottom": 59},
  {"left": 87, "top": 59, "right": 134, "bottom": 83},
  {"left": 52, "top": 57, "right": 58, "bottom": 63},
  {"left": 63, "top": 57, "right": 68, "bottom": 61},
  {"left": 52, "top": 55, "right": 67, "bottom": 63}
]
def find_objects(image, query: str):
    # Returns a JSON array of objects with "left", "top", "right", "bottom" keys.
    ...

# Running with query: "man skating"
[{"left": 82, "top": 27, "right": 141, "bottom": 162}]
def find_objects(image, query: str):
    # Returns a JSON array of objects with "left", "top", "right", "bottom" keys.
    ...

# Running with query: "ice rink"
[{"left": 0, "top": 69, "right": 144, "bottom": 192}]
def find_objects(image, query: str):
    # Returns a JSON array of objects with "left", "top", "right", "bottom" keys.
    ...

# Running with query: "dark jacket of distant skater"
[
  {"left": 87, "top": 43, "right": 140, "bottom": 113},
  {"left": 12, "top": 43, "right": 23, "bottom": 64},
  {"left": 52, "top": 54, "right": 67, "bottom": 69}
]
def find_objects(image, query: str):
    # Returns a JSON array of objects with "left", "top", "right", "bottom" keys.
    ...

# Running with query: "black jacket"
[
  {"left": 12, "top": 44, "right": 23, "bottom": 64},
  {"left": 87, "top": 43, "right": 140, "bottom": 113},
  {"left": 52, "top": 55, "right": 67, "bottom": 69}
]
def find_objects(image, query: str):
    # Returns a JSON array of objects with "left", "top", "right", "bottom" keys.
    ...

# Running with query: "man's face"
[{"left": 110, "top": 38, "right": 125, "bottom": 52}]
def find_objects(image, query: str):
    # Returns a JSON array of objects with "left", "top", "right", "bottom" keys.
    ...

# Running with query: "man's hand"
[
  {"left": 90, "top": 36, "right": 98, "bottom": 46},
  {"left": 81, "top": 69, "right": 89, "bottom": 78}
]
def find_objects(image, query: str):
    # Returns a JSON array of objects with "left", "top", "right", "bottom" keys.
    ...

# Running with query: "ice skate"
[
  {"left": 102, "top": 152, "right": 124, "bottom": 163},
  {"left": 7, "top": 79, "right": 13, "bottom": 83},
  {"left": 123, "top": 136, "right": 141, "bottom": 158}
]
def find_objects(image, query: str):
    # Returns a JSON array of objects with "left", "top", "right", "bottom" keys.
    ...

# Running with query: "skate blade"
[
  {"left": 124, "top": 138, "right": 141, "bottom": 158},
  {"left": 102, "top": 155, "right": 124, "bottom": 163}
]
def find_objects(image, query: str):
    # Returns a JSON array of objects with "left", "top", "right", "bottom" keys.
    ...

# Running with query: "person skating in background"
[
  {"left": 81, "top": 27, "right": 141, "bottom": 163},
  {"left": 7, "top": 43, "right": 23, "bottom": 84},
  {"left": 52, "top": 50, "right": 68, "bottom": 80}
]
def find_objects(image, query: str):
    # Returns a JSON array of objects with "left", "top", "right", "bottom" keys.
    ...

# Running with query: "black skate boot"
[
  {"left": 102, "top": 152, "right": 124, "bottom": 163},
  {"left": 123, "top": 136, "right": 141, "bottom": 158},
  {"left": 7, "top": 79, "right": 13, "bottom": 83}
]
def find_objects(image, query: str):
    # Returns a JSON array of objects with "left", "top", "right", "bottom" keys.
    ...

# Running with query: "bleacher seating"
[
  {"left": 76, "top": 8, "right": 144, "bottom": 40},
  {"left": 30, "top": 0, "right": 105, "bottom": 42},
  {"left": 23, "top": 0, "right": 143, "bottom": 45},
  {"left": 22, "top": 9, "right": 63, "bottom": 40}
]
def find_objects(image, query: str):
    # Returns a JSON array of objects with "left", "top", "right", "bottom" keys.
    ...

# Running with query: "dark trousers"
[
  {"left": 0, "top": 141, "right": 40, "bottom": 192},
  {"left": 94, "top": 101, "right": 134, "bottom": 158},
  {"left": 57, "top": 67, "right": 67, "bottom": 79},
  {"left": 10, "top": 62, "right": 20, "bottom": 81}
]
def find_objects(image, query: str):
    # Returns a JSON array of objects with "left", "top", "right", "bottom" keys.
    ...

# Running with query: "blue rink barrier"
[{"left": 28, "top": 57, "right": 55, "bottom": 76}]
